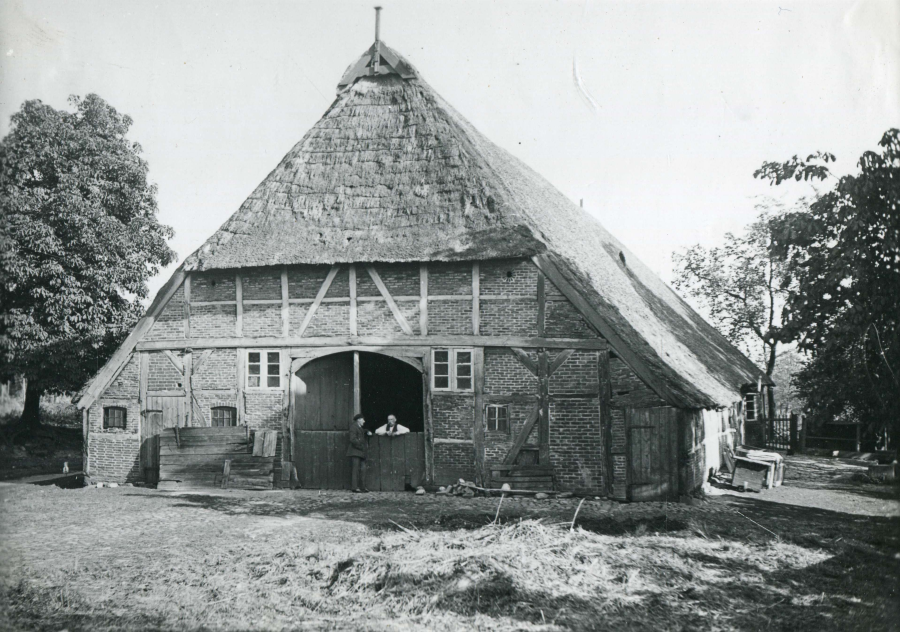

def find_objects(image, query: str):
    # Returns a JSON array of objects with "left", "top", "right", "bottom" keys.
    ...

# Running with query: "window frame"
[
  {"left": 246, "top": 350, "right": 282, "bottom": 390},
  {"left": 431, "top": 348, "right": 475, "bottom": 393},
  {"left": 211, "top": 406, "right": 238, "bottom": 427},
  {"left": 103, "top": 406, "right": 127, "bottom": 430},
  {"left": 744, "top": 393, "right": 758, "bottom": 421},
  {"left": 485, "top": 404, "right": 510, "bottom": 433}
]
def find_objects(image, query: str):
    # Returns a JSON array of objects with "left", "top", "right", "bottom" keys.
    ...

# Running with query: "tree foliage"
[
  {"left": 0, "top": 94, "right": 175, "bottom": 423},
  {"left": 755, "top": 129, "right": 900, "bottom": 439},
  {"left": 672, "top": 208, "right": 797, "bottom": 376}
]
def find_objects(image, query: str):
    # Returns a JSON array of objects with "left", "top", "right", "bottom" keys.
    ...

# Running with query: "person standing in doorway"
[
  {"left": 347, "top": 413, "right": 371, "bottom": 493},
  {"left": 375, "top": 414, "right": 410, "bottom": 437}
]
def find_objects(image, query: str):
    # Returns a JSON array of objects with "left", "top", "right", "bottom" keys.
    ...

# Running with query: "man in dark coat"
[{"left": 347, "top": 413, "right": 371, "bottom": 492}]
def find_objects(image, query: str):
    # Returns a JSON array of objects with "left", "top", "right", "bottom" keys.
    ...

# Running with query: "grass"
[
  {"left": 0, "top": 482, "right": 897, "bottom": 631},
  {"left": 0, "top": 400, "right": 82, "bottom": 481}
]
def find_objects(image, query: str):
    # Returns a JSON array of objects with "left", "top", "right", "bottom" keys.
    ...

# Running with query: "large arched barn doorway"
[{"left": 292, "top": 351, "right": 425, "bottom": 490}]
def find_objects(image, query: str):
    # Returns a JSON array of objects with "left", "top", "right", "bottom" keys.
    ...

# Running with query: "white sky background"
[{"left": 1, "top": 0, "right": 898, "bottom": 303}]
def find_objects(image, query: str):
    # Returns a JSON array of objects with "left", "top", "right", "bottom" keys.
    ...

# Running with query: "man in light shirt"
[{"left": 374, "top": 414, "right": 409, "bottom": 437}]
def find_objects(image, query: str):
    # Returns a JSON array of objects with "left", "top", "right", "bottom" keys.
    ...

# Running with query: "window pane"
[
  {"left": 248, "top": 364, "right": 261, "bottom": 376},
  {"left": 434, "top": 350, "right": 449, "bottom": 363},
  {"left": 456, "top": 377, "right": 472, "bottom": 390},
  {"left": 434, "top": 376, "right": 449, "bottom": 389},
  {"left": 248, "top": 352, "right": 260, "bottom": 363},
  {"left": 267, "top": 352, "right": 279, "bottom": 364},
  {"left": 248, "top": 376, "right": 261, "bottom": 387},
  {"left": 267, "top": 363, "right": 280, "bottom": 377},
  {"left": 456, "top": 364, "right": 471, "bottom": 377},
  {"left": 267, "top": 376, "right": 280, "bottom": 388},
  {"left": 456, "top": 351, "right": 472, "bottom": 364},
  {"left": 434, "top": 363, "right": 449, "bottom": 377}
]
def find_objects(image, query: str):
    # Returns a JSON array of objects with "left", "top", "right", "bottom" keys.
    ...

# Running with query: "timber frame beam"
[{"left": 135, "top": 336, "right": 608, "bottom": 352}]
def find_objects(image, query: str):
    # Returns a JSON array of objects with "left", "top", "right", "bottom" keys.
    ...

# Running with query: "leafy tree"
[
  {"left": 755, "top": 129, "right": 900, "bottom": 444},
  {"left": 0, "top": 94, "right": 175, "bottom": 426},
  {"left": 672, "top": 207, "right": 797, "bottom": 377}
]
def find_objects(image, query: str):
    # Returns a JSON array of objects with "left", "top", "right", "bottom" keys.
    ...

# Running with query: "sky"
[{"left": 1, "top": 0, "right": 898, "bottom": 301}]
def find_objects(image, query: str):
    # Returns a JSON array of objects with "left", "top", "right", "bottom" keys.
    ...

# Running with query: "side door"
[
  {"left": 141, "top": 396, "right": 185, "bottom": 484},
  {"left": 626, "top": 407, "right": 678, "bottom": 501}
]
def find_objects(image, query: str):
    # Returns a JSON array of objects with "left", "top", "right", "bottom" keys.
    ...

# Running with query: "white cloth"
[{"left": 375, "top": 422, "right": 410, "bottom": 436}]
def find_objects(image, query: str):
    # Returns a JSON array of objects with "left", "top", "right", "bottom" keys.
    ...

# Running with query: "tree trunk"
[
  {"left": 764, "top": 342, "right": 778, "bottom": 377},
  {"left": 20, "top": 384, "right": 42, "bottom": 427}
]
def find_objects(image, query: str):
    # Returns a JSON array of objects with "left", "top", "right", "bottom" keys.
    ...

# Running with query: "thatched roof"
[{"left": 180, "top": 42, "right": 767, "bottom": 408}]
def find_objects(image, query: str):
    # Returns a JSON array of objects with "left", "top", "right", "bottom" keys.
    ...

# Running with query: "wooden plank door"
[
  {"left": 292, "top": 353, "right": 354, "bottom": 489},
  {"left": 626, "top": 407, "right": 678, "bottom": 501},
  {"left": 366, "top": 433, "right": 425, "bottom": 491},
  {"left": 141, "top": 396, "right": 184, "bottom": 483}
]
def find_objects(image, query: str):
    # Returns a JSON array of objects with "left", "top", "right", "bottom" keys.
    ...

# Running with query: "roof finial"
[{"left": 374, "top": 6, "right": 382, "bottom": 43}]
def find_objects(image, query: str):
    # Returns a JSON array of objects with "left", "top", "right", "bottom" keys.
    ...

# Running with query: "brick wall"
[
  {"left": 359, "top": 262, "right": 420, "bottom": 296},
  {"left": 433, "top": 443, "right": 476, "bottom": 485},
  {"left": 480, "top": 298, "right": 538, "bottom": 337},
  {"left": 105, "top": 355, "right": 139, "bottom": 397},
  {"left": 244, "top": 304, "right": 281, "bottom": 337},
  {"left": 545, "top": 299, "right": 598, "bottom": 338},
  {"left": 145, "top": 284, "right": 184, "bottom": 340},
  {"left": 429, "top": 262, "right": 471, "bottom": 295},
  {"left": 484, "top": 348, "right": 537, "bottom": 394},
  {"left": 550, "top": 397, "right": 603, "bottom": 492},
  {"left": 148, "top": 352, "right": 182, "bottom": 391},
  {"left": 87, "top": 432, "right": 141, "bottom": 483},
  {"left": 244, "top": 391, "right": 285, "bottom": 431},
  {"left": 288, "top": 265, "right": 331, "bottom": 298},
  {"left": 305, "top": 303, "right": 349, "bottom": 337},
  {"left": 242, "top": 270, "right": 281, "bottom": 300},
  {"left": 357, "top": 300, "right": 420, "bottom": 336},
  {"left": 480, "top": 259, "right": 538, "bottom": 296},
  {"left": 549, "top": 350, "right": 599, "bottom": 394},
  {"left": 192, "top": 271, "right": 235, "bottom": 302},
  {"left": 193, "top": 304, "right": 236, "bottom": 338},
  {"left": 87, "top": 397, "right": 141, "bottom": 484},
  {"left": 609, "top": 357, "right": 666, "bottom": 408},
  {"left": 428, "top": 300, "right": 472, "bottom": 335},
  {"left": 193, "top": 349, "right": 237, "bottom": 391},
  {"left": 432, "top": 394, "right": 474, "bottom": 441}
]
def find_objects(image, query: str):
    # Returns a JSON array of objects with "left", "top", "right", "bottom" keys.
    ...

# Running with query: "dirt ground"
[{"left": 0, "top": 455, "right": 897, "bottom": 631}]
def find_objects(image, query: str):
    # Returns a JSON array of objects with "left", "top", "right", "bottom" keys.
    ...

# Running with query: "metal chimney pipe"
[{"left": 375, "top": 6, "right": 382, "bottom": 42}]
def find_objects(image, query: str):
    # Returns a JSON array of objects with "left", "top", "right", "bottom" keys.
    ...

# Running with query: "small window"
[
  {"left": 103, "top": 406, "right": 126, "bottom": 429},
  {"left": 745, "top": 394, "right": 757, "bottom": 421},
  {"left": 211, "top": 406, "right": 237, "bottom": 427},
  {"left": 486, "top": 404, "right": 509, "bottom": 433},
  {"left": 433, "top": 350, "right": 450, "bottom": 390},
  {"left": 455, "top": 351, "right": 472, "bottom": 391},
  {"left": 432, "top": 348, "right": 474, "bottom": 392},
  {"left": 247, "top": 351, "right": 281, "bottom": 389}
]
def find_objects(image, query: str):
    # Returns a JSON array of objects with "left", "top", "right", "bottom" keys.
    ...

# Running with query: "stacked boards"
[
  {"left": 486, "top": 464, "right": 555, "bottom": 491},
  {"left": 157, "top": 427, "right": 276, "bottom": 490}
]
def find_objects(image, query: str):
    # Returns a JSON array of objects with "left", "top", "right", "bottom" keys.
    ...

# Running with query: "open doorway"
[
  {"left": 358, "top": 352, "right": 423, "bottom": 433},
  {"left": 292, "top": 350, "right": 425, "bottom": 490}
]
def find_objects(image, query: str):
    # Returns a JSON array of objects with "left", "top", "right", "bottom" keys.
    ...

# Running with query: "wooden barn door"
[
  {"left": 292, "top": 354, "right": 354, "bottom": 489},
  {"left": 626, "top": 407, "right": 678, "bottom": 501},
  {"left": 141, "top": 396, "right": 184, "bottom": 484}
]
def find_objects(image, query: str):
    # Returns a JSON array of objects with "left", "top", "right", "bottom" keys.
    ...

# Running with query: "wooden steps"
[
  {"left": 487, "top": 464, "right": 554, "bottom": 491},
  {"left": 157, "top": 427, "right": 276, "bottom": 490}
]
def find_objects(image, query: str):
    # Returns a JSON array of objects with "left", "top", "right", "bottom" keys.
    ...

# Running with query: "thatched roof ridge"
[{"left": 178, "top": 44, "right": 766, "bottom": 407}]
